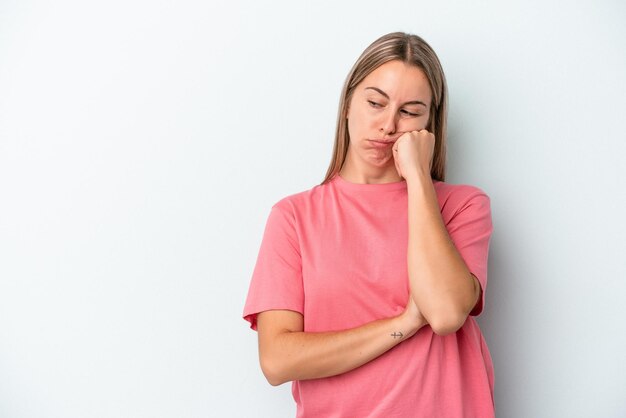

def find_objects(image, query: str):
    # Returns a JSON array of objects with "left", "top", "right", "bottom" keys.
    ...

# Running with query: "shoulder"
[
  {"left": 270, "top": 181, "right": 329, "bottom": 214},
  {"left": 433, "top": 180, "right": 491, "bottom": 222},
  {"left": 435, "top": 180, "right": 490, "bottom": 206}
]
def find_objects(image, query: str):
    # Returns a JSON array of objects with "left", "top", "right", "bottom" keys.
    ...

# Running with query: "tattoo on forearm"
[{"left": 391, "top": 331, "right": 404, "bottom": 339}]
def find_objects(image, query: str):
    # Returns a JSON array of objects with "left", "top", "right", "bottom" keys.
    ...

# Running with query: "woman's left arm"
[
  {"left": 405, "top": 172, "right": 480, "bottom": 336},
  {"left": 394, "top": 130, "right": 481, "bottom": 336}
]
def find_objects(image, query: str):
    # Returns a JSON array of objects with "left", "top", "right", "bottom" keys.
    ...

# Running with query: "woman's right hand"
[{"left": 257, "top": 306, "right": 427, "bottom": 385}]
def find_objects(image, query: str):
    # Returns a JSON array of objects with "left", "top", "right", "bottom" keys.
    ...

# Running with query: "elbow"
[
  {"left": 260, "top": 355, "right": 289, "bottom": 386},
  {"left": 427, "top": 311, "right": 468, "bottom": 336},
  {"left": 423, "top": 287, "right": 478, "bottom": 336},
  {"left": 264, "top": 374, "right": 285, "bottom": 387}
]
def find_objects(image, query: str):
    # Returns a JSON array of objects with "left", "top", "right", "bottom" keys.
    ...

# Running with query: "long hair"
[{"left": 321, "top": 32, "right": 448, "bottom": 184}]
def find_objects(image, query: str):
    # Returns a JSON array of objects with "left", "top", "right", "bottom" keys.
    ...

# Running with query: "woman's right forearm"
[{"left": 257, "top": 309, "right": 424, "bottom": 386}]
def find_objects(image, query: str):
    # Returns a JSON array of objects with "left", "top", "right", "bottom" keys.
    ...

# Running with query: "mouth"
[{"left": 368, "top": 139, "right": 395, "bottom": 148}]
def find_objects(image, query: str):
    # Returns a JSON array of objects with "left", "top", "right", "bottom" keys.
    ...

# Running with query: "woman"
[{"left": 243, "top": 32, "right": 495, "bottom": 417}]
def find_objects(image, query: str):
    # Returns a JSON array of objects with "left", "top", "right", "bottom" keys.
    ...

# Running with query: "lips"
[{"left": 368, "top": 139, "right": 395, "bottom": 149}]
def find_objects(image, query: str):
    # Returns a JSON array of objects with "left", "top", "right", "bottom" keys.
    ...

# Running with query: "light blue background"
[{"left": 1, "top": 1, "right": 625, "bottom": 417}]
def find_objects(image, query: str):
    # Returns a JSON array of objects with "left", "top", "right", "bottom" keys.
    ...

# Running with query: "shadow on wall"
[{"left": 477, "top": 224, "right": 531, "bottom": 415}]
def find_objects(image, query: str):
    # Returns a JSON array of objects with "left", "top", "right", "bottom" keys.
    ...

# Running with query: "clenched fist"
[{"left": 392, "top": 129, "right": 435, "bottom": 180}]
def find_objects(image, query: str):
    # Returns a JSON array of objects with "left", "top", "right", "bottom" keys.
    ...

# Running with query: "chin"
[
  {"left": 366, "top": 158, "right": 394, "bottom": 170},
  {"left": 365, "top": 154, "right": 394, "bottom": 168}
]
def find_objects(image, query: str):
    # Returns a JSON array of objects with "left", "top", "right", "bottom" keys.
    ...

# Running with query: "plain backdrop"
[{"left": 1, "top": 1, "right": 625, "bottom": 417}]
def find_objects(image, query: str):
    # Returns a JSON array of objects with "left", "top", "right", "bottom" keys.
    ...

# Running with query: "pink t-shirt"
[{"left": 243, "top": 174, "right": 495, "bottom": 418}]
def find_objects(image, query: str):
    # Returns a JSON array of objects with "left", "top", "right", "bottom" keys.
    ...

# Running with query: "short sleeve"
[
  {"left": 445, "top": 189, "right": 493, "bottom": 316},
  {"left": 242, "top": 200, "right": 304, "bottom": 330}
]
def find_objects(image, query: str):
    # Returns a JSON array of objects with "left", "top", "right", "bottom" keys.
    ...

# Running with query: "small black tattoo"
[{"left": 391, "top": 331, "right": 404, "bottom": 339}]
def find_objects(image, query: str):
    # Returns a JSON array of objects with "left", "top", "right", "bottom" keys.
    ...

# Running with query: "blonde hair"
[{"left": 321, "top": 32, "right": 448, "bottom": 184}]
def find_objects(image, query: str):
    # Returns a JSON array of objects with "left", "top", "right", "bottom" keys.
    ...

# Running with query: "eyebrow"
[{"left": 365, "top": 86, "right": 427, "bottom": 107}]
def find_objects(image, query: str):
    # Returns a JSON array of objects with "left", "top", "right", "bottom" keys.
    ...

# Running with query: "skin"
[
  {"left": 341, "top": 60, "right": 432, "bottom": 184},
  {"left": 256, "top": 60, "right": 480, "bottom": 386}
]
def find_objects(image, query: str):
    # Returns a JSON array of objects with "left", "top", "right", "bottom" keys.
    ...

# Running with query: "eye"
[
  {"left": 400, "top": 109, "right": 420, "bottom": 117},
  {"left": 367, "top": 100, "right": 383, "bottom": 108}
]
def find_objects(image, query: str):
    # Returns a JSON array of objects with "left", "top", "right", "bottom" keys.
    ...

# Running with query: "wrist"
[
  {"left": 404, "top": 168, "right": 431, "bottom": 185},
  {"left": 397, "top": 308, "right": 421, "bottom": 339}
]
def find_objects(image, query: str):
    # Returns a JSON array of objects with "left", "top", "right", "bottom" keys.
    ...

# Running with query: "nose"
[{"left": 379, "top": 110, "right": 397, "bottom": 137}]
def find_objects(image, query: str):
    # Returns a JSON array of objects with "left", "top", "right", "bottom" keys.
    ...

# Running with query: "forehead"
[{"left": 359, "top": 60, "right": 432, "bottom": 103}]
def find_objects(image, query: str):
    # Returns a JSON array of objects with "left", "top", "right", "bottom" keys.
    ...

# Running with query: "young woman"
[{"left": 243, "top": 32, "right": 495, "bottom": 417}]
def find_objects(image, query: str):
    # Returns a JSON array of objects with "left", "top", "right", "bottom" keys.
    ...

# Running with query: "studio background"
[{"left": 1, "top": 1, "right": 625, "bottom": 417}]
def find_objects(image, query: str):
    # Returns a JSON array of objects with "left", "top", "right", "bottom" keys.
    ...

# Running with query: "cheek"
[
  {"left": 400, "top": 113, "right": 430, "bottom": 131},
  {"left": 347, "top": 110, "right": 367, "bottom": 139},
  {"left": 347, "top": 116, "right": 356, "bottom": 138}
]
